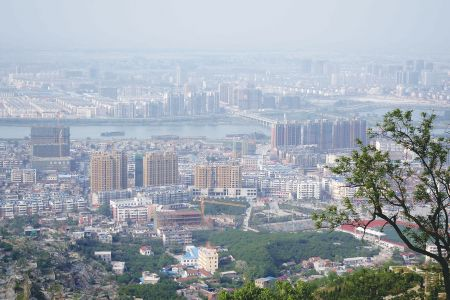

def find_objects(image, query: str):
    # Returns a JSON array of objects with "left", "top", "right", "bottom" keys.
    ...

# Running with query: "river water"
[{"left": 0, "top": 122, "right": 269, "bottom": 140}]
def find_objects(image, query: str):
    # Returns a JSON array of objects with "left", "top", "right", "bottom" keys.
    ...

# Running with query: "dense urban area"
[{"left": 0, "top": 49, "right": 449, "bottom": 300}]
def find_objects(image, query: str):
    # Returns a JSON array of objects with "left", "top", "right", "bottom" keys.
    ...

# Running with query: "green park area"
[{"left": 193, "top": 229, "right": 378, "bottom": 278}]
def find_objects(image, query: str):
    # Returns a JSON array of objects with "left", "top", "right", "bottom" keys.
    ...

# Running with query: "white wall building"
[
  {"left": 329, "top": 177, "right": 357, "bottom": 200},
  {"left": 112, "top": 261, "right": 125, "bottom": 275},
  {"left": 142, "top": 272, "right": 160, "bottom": 284},
  {"left": 190, "top": 187, "right": 257, "bottom": 201},
  {"left": 94, "top": 251, "right": 112, "bottom": 263},
  {"left": 11, "top": 169, "right": 36, "bottom": 184},
  {"left": 425, "top": 244, "right": 448, "bottom": 263},
  {"left": 297, "top": 181, "right": 321, "bottom": 200}
]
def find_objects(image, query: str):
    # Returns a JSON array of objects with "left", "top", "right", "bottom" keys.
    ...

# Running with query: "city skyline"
[{"left": 0, "top": 1, "right": 449, "bottom": 299}]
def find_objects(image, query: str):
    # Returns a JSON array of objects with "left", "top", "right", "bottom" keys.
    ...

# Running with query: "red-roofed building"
[{"left": 139, "top": 245, "right": 153, "bottom": 256}]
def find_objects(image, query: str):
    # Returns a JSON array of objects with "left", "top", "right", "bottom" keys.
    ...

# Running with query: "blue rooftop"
[{"left": 182, "top": 246, "right": 199, "bottom": 260}]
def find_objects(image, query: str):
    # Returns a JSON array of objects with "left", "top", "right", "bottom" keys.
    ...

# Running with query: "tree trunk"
[{"left": 439, "top": 259, "right": 450, "bottom": 300}]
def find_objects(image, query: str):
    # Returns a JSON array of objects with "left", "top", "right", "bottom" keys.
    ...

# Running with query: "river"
[{"left": 0, "top": 121, "right": 269, "bottom": 140}]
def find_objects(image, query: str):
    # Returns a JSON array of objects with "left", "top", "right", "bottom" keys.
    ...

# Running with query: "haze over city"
[
  {"left": 1, "top": 0, "right": 450, "bottom": 53},
  {"left": 0, "top": 1, "right": 449, "bottom": 300}
]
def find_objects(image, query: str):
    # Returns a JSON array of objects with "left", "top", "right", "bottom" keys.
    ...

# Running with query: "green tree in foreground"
[
  {"left": 118, "top": 279, "right": 182, "bottom": 300},
  {"left": 218, "top": 268, "right": 423, "bottom": 300},
  {"left": 218, "top": 281, "right": 314, "bottom": 300},
  {"left": 313, "top": 109, "right": 450, "bottom": 298}
]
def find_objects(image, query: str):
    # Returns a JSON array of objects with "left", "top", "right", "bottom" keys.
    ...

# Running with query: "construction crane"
[{"left": 198, "top": 197, "right": 247, "bottom": 224}]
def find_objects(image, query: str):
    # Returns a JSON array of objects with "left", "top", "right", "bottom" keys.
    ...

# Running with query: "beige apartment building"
[
  {"left": 198, "top": 247, "right": 219, "bottom": 274},
  {"left": 194, "top": 164, "right": 242, "bottom": 189},
  {"left": 90, "top": 151, "right": 127, "bottom": 193},
  {"left": 143, "top": 152, "right": 178, "bottom": 186}
]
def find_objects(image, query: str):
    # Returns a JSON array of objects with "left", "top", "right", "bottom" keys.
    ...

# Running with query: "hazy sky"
[{"left": 1, "top": 0, "right": 449, "bottom": 53}]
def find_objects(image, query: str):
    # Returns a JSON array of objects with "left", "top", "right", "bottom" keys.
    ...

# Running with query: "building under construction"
[
  {"left": 30, "top": 126, "right": 72, "bottom": 172},
  {"left": 155, "top": 209, "right": 202, "bottom": 229},
  {"left": 30, "top": 126, "right": 70, "bottom": 157}
]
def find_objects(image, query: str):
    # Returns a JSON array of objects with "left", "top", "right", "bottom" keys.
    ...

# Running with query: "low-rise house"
[
  {"left": 112, "top": 261, "right": 125, "bottom": 275},
  {"left": 343, "top": 257, "right": 370, "bottom": 267},
  {"left": 301, "top": 256, "right": 321, "bottom": 269},
  {"left": 425, "top": 244, "right": 447, "bottom": 263},
  {"left": 71, "top": 231, "right": 84, "bottom": 240},
  {"left": 220, "top": 271, "right": 238, "bottom": 278},
  {"left": 24, "top": 226, "right": 41, "bottom": 237},
  {"left": 282, "top": 261, "right": 296, "bottom": 268},
  {"left": 255, "top": 276, "right": 276, "bottom": 288},
  {"left": 181, "top": 245, "right": 199, "bottom": 267},
  {"left": 139, "top": 245, "right": 154, "bottom": 256},
  {"left": 313, "top": 258, "right": 333, "bottom": 274},
  {"left": 198, "top": 268, "right": 213, "bottom": 278},
  {"left": 141, "top": 272, "right": 160, "bottom": 284},
  {"left": 159, "top": 228, "right": 193, "bottom": 246},
  {"left": 161, "top": 265, "right": 183, "bottom": 277},
  {"left": 181, "top": 268, "right": 200, "bottom": 279},
  {"left": 98, "top": 232, "right": 113, "bottom": 244},
  {"left": 94, "top": 251, "right": 111, "bottom": 263},
  {"left": 401, "top": 252, "right": 417, "bottom": 264}
]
